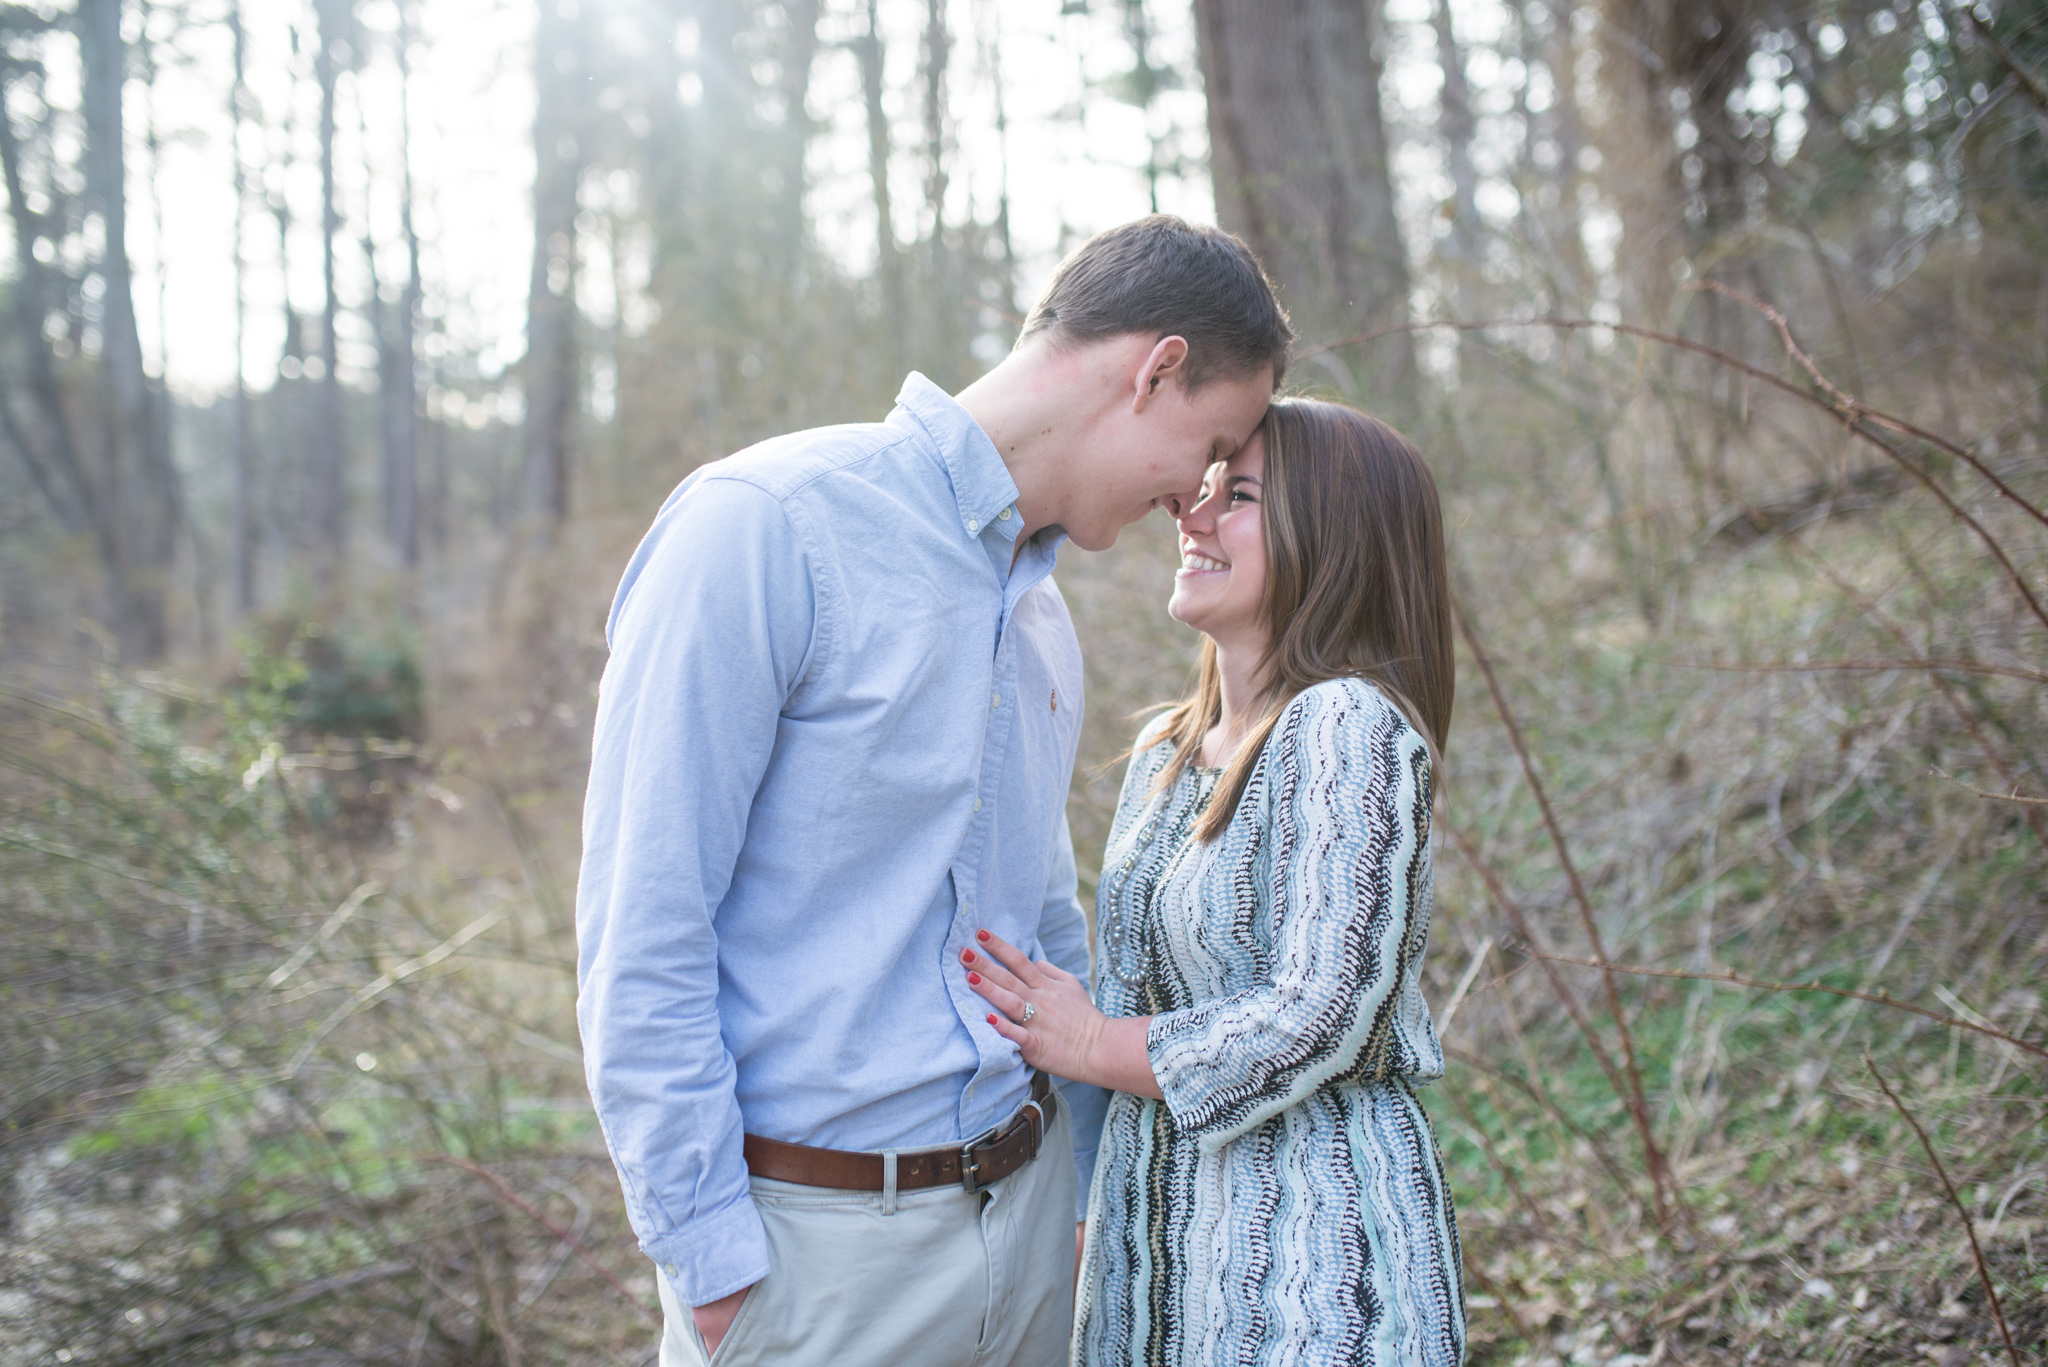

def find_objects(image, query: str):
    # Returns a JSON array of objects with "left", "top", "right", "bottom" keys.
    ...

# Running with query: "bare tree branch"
[
  {"left": 1523, "top": 949, "right": 2047, "bottom": 1063},
  {"left": 1304, "top": 313, "right": 2048, "bottom": 634},
  {"left": 1865, "top": 1055, "right": 2024, "bottom": 1367},
  {"left": 1444, "top": 608, "right": 1682, "bottom": 1232}
]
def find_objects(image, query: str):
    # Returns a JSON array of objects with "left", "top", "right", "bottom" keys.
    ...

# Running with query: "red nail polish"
[
  {"left": 967, "top": 971, "right": 982, "bottom": 985},
  {"left": 986, "top": 1014, "right": 998, "bottom": 1026},
  {"left": 977, "top": 929, "right": 991, "bottom": 943},
  {"left": 960, "top": 948, "right": 974, "bottom": 964}
]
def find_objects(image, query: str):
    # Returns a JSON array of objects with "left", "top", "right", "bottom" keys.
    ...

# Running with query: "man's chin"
[{"left": 1065, "top": 524, "right": 1119, "bottom": 554}]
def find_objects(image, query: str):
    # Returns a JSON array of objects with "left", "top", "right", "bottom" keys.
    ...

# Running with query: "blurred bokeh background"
[{"left": 0, "top": 1, "right": 2043, "bottom": 1363}]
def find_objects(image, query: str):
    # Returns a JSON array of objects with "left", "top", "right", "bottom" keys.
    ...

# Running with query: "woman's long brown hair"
[{"left": 1151, "top": 397, "right": 1455, "bottom": 841}]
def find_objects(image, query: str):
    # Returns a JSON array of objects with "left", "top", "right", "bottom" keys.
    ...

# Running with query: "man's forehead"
[{"left": 1216, "top": 373, "right": 1273, "bottom": 436}]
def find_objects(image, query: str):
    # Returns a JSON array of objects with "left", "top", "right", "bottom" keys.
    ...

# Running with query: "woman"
[{"left": 961, "top": 398, "right": 1465, "bottom": 1366}]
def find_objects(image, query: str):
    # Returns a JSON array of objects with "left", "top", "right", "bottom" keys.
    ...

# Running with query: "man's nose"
[{"left": 1161, "top": 487, "right": 1201, "bottom": 519}]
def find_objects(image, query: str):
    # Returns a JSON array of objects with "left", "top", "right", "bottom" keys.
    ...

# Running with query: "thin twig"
[
  {"left": 1523, "top": 950, "right": 2047, "bottom": 1062},
  {"left": 126, "top": 1261, "right": 415, "bottom": 1353},
  {"left": 1691, "top": 277, "right": 2048, "bottom": 552},
  {"left": 1932, "top": 766, "right": 2048, "bottom": 807},
  {"left": 1969, "top": 8, "right": 2048, "bottom": 117},
  {"left": 1442, "top": 1041, "right": 1642, "bottom": 1201},
  {"left": 1305, "top": 314, "right": 2048, "bottom": 633},
  {"left": 1443, "top": 823, "right": 1635, "bottom": 1106},
  {"left": 1776, "top": 535, "right": 2048, "bottom": 853},
  {"left": 423, "top": 1154, "right": 659, "bottom": 1325},
  {"left": 1674, "top": 657, "right": 2048, "bottom": 687},
  {"left": 1460, "top": 1247, "right": 1549, "bottom": 1348},
  {"left": 1864, "top": 1055, "right": 2023, "bottom": 1367},
  {"left": 1452, "top": 602, "right": 1680, "bottom": 1230},
  {"left": 1439, "top": 1080, "right": 1559, "bottom": 1239}
]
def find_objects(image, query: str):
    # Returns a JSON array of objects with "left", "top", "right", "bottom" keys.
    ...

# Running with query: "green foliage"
[{"left": 236, "top": 618, "right": 424, "bottom": 743}]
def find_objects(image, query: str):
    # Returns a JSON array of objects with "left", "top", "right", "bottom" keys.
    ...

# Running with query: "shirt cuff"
[{"left": 642, "top": 1193, "right": 770, "bottom": 1307}]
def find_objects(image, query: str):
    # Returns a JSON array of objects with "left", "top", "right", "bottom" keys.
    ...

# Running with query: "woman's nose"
[{"left": 1175, "top": 489, "right": 1220, "bottom": 530}]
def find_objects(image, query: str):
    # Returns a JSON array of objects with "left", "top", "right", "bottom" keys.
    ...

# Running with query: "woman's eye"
[{"left": 1229, "top": 490, "right": 1256, "bottom": 503}]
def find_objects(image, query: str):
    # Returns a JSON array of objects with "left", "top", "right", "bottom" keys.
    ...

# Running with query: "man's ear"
[{"left": 1130, "top": 336, "right": 1190, "bottom": 411}]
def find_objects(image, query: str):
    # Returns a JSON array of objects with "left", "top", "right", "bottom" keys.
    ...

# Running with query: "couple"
[{"left": 576, "top": 216, "right": 1465, "bottom": 1367}]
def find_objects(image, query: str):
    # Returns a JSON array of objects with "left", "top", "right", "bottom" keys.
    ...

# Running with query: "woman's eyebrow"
[{"left": 1225, "top": 474, "right": 1263, "bottom": 487}]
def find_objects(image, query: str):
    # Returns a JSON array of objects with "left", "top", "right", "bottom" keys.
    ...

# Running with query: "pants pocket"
[{"left": 705, "top": 1279, "right": 768, "bottom": 1367}]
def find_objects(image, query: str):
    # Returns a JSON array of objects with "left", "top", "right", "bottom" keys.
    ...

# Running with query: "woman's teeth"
[{"left": 1181, "top": 551, "right": 1228, "bottom": 572}]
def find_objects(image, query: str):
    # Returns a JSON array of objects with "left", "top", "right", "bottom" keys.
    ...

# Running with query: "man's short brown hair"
[{"left": 1018, "top": 215, "right": 1293, "bottom": 390}]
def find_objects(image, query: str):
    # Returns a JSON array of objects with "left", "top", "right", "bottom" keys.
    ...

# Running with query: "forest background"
[{"left": 0, "top": 0, "right": 2043, "bottom": 1364}]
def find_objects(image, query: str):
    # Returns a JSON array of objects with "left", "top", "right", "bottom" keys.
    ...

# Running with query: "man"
[{"left": 576, "top": 215, "right": 1291, "bottom": 1367}]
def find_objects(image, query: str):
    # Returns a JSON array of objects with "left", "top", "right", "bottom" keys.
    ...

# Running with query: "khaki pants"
[{"left": 656, "top": 1099, "right": 1076, "bottom": 1367}]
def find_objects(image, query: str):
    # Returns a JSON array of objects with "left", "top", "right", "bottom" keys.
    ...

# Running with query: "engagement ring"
[{"left": 1020, "top": 1003, "right": 1037, "bottom": 1024}]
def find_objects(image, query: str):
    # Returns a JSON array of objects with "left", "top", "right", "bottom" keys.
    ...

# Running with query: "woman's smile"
[{"left": 1167, "top": 430, "right": 1268, "bottom": 647}]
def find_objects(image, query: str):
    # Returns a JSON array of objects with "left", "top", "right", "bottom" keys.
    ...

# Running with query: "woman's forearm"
[{"left": 1085, "top": 1014, "right": 1164, "bottom": 1099}]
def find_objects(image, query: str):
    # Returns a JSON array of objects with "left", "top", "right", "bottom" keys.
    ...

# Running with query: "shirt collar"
[{"left": 889, "top": 372, "right": 1024, "bottom": 543}]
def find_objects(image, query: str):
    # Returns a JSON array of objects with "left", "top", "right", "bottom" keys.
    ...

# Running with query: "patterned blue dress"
[{"left": 1074, "top": 677, "right": 1465, "bottom": 1367}]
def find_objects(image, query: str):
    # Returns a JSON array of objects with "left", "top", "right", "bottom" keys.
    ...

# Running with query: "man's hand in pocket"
[{"left": 694, "top": 1284, "right": 751, "bottom": 1357}]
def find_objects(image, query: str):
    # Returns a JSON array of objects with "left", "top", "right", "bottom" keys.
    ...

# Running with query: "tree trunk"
[
  {"left": 775, "top": 0, "right": 820, "bottom": 267},
  {"left": 1193, "top": 0, "right": 1415, "bottom": 409},
  {"left": 918, "top": 0, "right": 954, "bottom": 379},
  {"left": 387, "top": 0, "right": 420, "bottom": 567},
  {"left": 1431, "top": 0, "right": 1482, "bottom": 362},
  {"left": 1596, "top": 0, "right": 1759, "bottom": 314},
  {"left": 1122, "top": 0, "right": 1166, "bottom": 214},
  {"left": 1657, "top": 0, "right": 1757, "bottom": 240},
  {"left": 230, "top": 0, "right": 256, "bottom": 612},
  {"left": 0, "top": 58, "right": 94, "bottom": 540},
  {"left": 1540, "top": 0, "right": 1592, "bottom": 305},
  {"left": 312, "top": 0, "right": 350, "bottom": 584},
  {"left": 1432, "top": 0, "right": 1480, "bottom": 276},
  {"left": 81, "top": 0, "right": 178, "bottom": 661},
  {"left": 523, "top": 0, "right": 582, "bottom": 527},
  {"left": 974, "top": 0, "right": 1017, "bottom": 317},
  {"left": 921, "top": 0, "right": 950, "bottom": 245},
  {"left": 857, "top": 0, "right": 904, "bottom": 378}
]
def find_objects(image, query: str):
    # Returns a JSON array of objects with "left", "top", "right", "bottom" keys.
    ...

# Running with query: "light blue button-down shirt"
[{"left": 576, "top": 374, "right": 1111, "bottom": 1306}]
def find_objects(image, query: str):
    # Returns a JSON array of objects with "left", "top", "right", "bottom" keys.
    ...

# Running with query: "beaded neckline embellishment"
[{"left": 1098, "top": 764, "right": 1220, "bottom": 987}]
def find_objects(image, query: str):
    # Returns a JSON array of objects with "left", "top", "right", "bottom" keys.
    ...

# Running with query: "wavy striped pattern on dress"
[{"left": 1075, "top": 677, "right": 1465, "bottom": 1367}]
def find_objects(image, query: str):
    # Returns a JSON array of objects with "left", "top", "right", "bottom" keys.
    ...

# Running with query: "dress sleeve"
[{"left": 1146, "top": 680, "right": 1434, "bottom": 1152}]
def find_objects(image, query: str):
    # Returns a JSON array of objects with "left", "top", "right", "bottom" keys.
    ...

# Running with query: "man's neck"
[{"left": 953, "top": 339, "right": 1114, "bottom": 547}]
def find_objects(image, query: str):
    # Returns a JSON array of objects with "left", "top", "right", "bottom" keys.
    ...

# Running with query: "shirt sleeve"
[
  {"left": 575, "top": 474, "right": 818, "bottom": 1306},
  {"left": 1146, "top": 681, "right": 1434, "bottom": 1152},
  {"left": 1034, "top": 812, "right": 1110, "bottom": 1218}
]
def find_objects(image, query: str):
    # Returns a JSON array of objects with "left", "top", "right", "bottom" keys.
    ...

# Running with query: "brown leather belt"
[{"left": 743, "top": 1071, "right": 1057, "bottom": 1196}]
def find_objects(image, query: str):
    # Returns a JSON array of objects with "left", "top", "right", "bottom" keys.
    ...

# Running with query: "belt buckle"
[{"left": 957, "top": 1123, "right": 1003, "bottom": 1196}]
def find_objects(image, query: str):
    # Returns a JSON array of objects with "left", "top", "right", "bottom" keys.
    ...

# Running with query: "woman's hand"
[
  {"left": 962, "top": 931, "right": 1164, "bottom": 1098},
  {"left": 961, "top": 930, "right": 1103, "bottom": 1080}
]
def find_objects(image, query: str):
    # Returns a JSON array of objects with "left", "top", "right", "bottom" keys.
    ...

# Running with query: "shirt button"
[
  {"left": 999, "top": 506, "right": 1013, "bottom": 521},
  {"left": 973, "top": 797, "right": 983, "bottom": 812},
  {"left": 966, "top": 519, "right": 979, "bottom": 533},
  {"left": 662, "top": 1264, "right": 677, "bottom": 1277},
  {"left": 991, "top": 692, "right": 1001, "bottom": 708}
]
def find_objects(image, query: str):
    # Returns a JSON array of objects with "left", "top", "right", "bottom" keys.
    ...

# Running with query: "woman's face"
[{"left": 1168, "top": 429, "right": 1269, "bottom": 653}]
